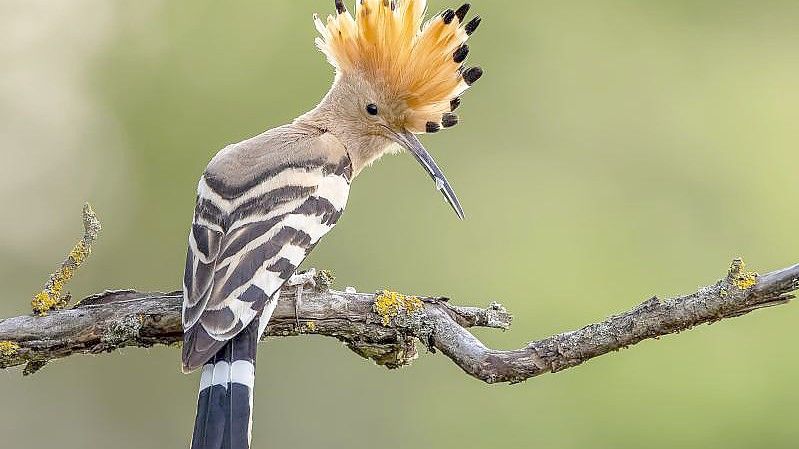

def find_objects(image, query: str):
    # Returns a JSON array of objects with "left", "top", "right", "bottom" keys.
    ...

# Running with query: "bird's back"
[
  {"left": 204, "top": 124, "right": 350, "bottom": 201},
  {"left": 183, "top": 122, "right": 352, "bottom": 371}
]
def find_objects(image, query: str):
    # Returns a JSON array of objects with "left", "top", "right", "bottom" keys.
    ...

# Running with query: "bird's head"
[{"left": 312, "top": 0, "right": 483, "bottom": 219}]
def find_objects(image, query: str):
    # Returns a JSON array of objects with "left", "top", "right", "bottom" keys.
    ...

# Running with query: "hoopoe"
[{"left": 182, "top": 1, "right": 483, "bottom": 448}]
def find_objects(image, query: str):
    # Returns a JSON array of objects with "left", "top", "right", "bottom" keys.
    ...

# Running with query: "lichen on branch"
[
  {"left": 3, "top": 203, "right": 798, "bottom": 385},
  {"left": 374, "top": 290, "right": 424, "bottom": 325},
  {"left": 0, "top": 341, "right": 19, "bottom": 357},
  {"left": 31, "top": 203, "right": 101, "bottom": 315},
  {"left": 728, "top": 258, "right": 759, "bottom": 290},
  {"left": 0, "top": 259, "right": 796, "bottom": 383}
]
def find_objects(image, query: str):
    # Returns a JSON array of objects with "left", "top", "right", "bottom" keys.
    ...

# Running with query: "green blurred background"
[{"left": 2, "top": 0, "right": 798, "bottom": 448}]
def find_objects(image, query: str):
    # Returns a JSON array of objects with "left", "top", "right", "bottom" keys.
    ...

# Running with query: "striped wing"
[{"left": 182, "top": 154, "right": 351, "bottom": 372}]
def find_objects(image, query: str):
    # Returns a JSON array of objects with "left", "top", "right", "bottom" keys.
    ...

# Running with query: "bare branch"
[{"left": 0, "top": 260, "right": 796, "bottom": 383}]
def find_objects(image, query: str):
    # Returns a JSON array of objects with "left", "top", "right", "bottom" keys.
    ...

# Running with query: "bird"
[{"left": 181, "top": 1, "right": 483, "bottom": 448}]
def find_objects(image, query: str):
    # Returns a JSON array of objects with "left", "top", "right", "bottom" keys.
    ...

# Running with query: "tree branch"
[{"left": 1, "top": 260, "right": 796, "bottom": 383}]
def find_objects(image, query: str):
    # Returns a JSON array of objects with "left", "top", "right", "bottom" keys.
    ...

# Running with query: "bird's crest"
[{"left": 314, "top": 0, "right": 483, "bottom": 133}]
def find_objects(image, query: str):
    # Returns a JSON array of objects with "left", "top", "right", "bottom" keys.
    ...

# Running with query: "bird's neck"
[{"left": 294, "top": 80, "right": 395, "bottom": 177}]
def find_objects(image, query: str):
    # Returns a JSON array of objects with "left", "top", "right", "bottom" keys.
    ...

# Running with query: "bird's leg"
[
  {"left": 286, "top": 268, "right": 317, "bottom": 288},
  {"left": 286, "top": 269, "right": 317, "bottom": 330},
  {"left": 293, "top": 285, "right": 302, "bottom": 330}
]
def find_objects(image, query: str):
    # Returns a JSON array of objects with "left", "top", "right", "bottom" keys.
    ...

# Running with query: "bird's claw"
[
  {"left": 287, "top": 269, "right": 317, "bottom": 330},
  {"left": 286, "top": 268, "right": 317, "bottom": 289}
]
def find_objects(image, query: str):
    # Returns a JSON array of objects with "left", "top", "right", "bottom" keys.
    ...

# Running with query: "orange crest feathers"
[{"left": 314, "top": 0, "right": 483, "bottom": 133}]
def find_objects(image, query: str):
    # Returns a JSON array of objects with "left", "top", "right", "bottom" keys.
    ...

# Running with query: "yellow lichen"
[
  {"left": 31, "top": 234, "right": 94, "bottom": 315},
  {"left": 31, "top": 291, "right": 62, "bottom": 316},
  {"left": 374, "top": 290, "right": 424, "bottom": 326},
  {"left": 0, "top": 341, "right": 20, "bottom": 357},
  {"left": 728, "top": 258, "right": 759, "bottom": 290},
  {"left": 305, "top": 321, "right": 317, "bottom": 332},
  {"left": 735, "top": 273, "right": 758, "bottom": 289},
  {"left": 69, "top": 241, "right": 90, "bottom": 265}
]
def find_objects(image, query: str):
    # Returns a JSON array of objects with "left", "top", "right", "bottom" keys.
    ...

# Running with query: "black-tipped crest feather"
[
  {"left": 455, "top": 4, "right": 471, "bottom": 22},
  {"left": 442, "top": 113, "right": 459, "bottom": 128},
  {"left": 442, "top": 9, "right": 456, "bottom": 24},
  {"left": 453, "top": 44, "right": 469, "bottom": 63},
  {"left": 426, "top": 122, "right": 441, "bottom": 133},
  {"left": 463, "top": 66, "right": 483, "bottom": 85},
  {"left": 465, "top": 16, "right": 481, "bottom": 35}
]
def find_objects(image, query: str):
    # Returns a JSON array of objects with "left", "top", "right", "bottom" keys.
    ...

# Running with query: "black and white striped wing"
[{"left": 181, "top": 158, "right": 351, "bottom": 372}]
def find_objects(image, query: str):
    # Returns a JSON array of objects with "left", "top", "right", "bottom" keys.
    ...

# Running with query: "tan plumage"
[{"left": 315, "top": 0, "right": 482, "bottom": 132}]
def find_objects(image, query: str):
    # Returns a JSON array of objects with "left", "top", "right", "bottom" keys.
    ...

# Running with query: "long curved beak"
[{"left": 389, "top": 130, "right": 465, "bottom": 220}]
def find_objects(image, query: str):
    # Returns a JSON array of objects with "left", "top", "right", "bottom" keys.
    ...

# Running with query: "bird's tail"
[{"left": 191, "top": 320, "right": 260, "bottom": 449}]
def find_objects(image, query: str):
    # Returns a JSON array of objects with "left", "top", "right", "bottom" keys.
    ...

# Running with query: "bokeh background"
[{"left": 2, "top": 0, "right": 798, "bottom": 448}]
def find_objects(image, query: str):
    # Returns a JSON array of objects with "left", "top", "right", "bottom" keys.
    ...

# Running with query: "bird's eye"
[{"left": 366, "top": 103, "right": 379, "bottom": 116}]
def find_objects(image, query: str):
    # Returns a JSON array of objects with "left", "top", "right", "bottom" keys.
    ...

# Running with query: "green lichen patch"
[
  {"left": 728, "top": 258, "right": 759, "bottom": 290},
  {"left": 101, "top": 315, "right": 143, "bottom": 346},
  {"left": 346, "top": 336, "right": 419, "bottom": 369},
  {"left": 23, "top": 360, "right": 48, "bottom": 376},
  {"left": 0, "top": 341, "right": 20, "bottom": 357},
  {"left": 374, "top": 290, "right": 424, "bottom": 326},
  {"left": 314, "top": 269, "right": 335, "bottom": 291}
]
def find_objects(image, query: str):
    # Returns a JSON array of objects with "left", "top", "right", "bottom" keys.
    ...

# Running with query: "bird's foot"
[
  {"left": 286, "top": 268, "right": 317, "bottom": 289},
  {"left": 287, "top": 269, "right": 316, "bottom": 330}
]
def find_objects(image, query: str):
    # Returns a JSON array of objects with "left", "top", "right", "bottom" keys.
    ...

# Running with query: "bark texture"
[{"left": 1, "top": 260, "right": 796, "bottom": 383}]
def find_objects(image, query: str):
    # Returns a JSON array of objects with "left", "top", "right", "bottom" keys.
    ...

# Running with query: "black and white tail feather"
[
  {"left": 182, "top": 125, "right": 352, "bottom": 449},
  {"left": 192, "top": 317, "right": 261, "bottom": 449}
]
